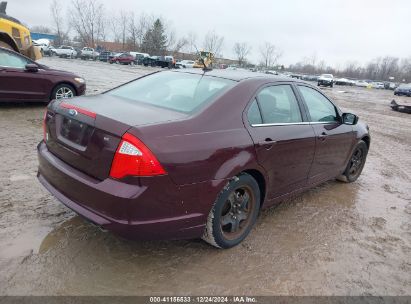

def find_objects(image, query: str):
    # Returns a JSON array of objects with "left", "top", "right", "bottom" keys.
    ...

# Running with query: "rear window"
[{"left": 107, "top": 71, "right": 236, "bottom": 113}]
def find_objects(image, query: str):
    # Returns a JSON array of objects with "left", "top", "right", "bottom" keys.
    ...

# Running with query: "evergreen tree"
[{"left": 142, "top": 19, "right": 167, "bottom": 55}]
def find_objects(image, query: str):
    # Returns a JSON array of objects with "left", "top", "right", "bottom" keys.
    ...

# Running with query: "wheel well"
[
  {"left": 361, "top": 136, "right": 370, "bottom": 149},
  {"left": 242, "top": 169, "right": 266, "bottom": 208},
  {"left": 50, "top": 82, "right": 77, "bottom": 100}
]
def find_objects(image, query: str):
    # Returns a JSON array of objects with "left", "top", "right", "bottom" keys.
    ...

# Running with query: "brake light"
[
  {"left": 43, "top": 109, "right": 48, "bottom": 142},
  {"left": 109, "top": 133, "right": 166, "bottom": 179}
]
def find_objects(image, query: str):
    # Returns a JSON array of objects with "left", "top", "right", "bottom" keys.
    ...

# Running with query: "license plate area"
[{"left": 61, "top": 117, "right": 93, "bottom": 147}]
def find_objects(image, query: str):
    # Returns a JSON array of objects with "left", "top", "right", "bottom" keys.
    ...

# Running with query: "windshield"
[
  {"left": 321, "top": 74, "right": 332, "bottom": 78},
  {"left": 107, "top": 71, "right": 236, "bottom": 113}
]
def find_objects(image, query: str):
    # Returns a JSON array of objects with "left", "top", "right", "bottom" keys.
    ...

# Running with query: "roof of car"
[{"left": 172, "top": 69, "right": 293, "bottom": 82}]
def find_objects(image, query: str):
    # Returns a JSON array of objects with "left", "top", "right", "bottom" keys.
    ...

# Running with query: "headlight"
[{"left": 74, "top": 77, "right": 85, "bottom": 84}]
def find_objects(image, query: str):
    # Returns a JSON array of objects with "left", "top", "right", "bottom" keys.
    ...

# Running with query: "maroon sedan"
[
  {"left": 38, "top": 70, "right": 370, "bottom": 248},
  {"left": 109, "top": 53, "right": 135, "bottom": 65},
  {"left": 0, "top": 47, "right": 86, "bottom": 102}
]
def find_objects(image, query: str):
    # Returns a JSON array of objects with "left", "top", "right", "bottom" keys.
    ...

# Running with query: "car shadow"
[{"left": 0, "top": 101, "right": 47, "bottom": 109}]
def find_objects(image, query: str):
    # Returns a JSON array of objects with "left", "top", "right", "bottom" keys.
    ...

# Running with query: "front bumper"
[{"left": 37, "top": 141, "right": 216, "bottom": 240}]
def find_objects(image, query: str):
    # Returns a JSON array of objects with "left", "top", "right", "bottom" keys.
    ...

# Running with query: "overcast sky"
[{"left": 7, "top": 0, "right": 411, "bottom": 67}]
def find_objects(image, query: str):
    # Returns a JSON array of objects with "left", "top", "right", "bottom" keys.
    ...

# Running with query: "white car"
[
  {"left": 355, "top": 80, "right": 369, "bottom": 87},
  {"left": 372, "top": 82, "right": 384, "bottom": 89},
  {"left": 54, "top": 46, "right": 77, "bottom": 58},
  {"left": 81, "top": 47, "right": 99, "bottom": 60},
  {"left": 176, "top": 60, "right": 195, "bottom": 68},
  {"left": 318, "top": 74, "right": 334, "bottom": 87}
]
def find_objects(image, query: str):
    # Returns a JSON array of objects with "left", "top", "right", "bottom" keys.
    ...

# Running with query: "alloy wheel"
[
  {"left": 220, "top": 186, "right": 256, "bottom": 240},
  {"left": 55, "top": 87, "right": 74, "bottom": 99}
]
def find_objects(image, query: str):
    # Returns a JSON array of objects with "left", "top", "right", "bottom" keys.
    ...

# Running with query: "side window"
[
  {"left": 298, "top": 86, "right": 339, "bottom": 122},
  {"left": 0, "top": 50, "right": 29, "bottom": 69},
  {"left": 247, "top": 99, "right": 262, "bottom": 125},
  {"left": 256, "top": 85, "right": 302, "bottom": 124}
]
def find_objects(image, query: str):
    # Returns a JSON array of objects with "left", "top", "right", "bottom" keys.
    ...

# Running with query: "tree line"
[{"left": 31, "top": 0, "right": 410, "bottom": 82}]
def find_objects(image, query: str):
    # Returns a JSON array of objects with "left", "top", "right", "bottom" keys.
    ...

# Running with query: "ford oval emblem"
[{"left": 68, "top": 109, "right": 78, "bottom": 116}]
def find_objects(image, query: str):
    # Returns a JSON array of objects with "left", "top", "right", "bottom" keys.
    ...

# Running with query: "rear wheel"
[
  {"left": 51, "top": 84, "right": 76, "bottom": 101},
  {"left": 202, "top": 173, "right": 260, "bottom": 249},
  {"left": 339, "top": 140, "right": 368, "bottom": 183}
]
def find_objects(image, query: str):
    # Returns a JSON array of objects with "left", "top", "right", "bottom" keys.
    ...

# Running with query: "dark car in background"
[
  {"left": 99, "top": 51, "right": 114, "bottom": 62},
  {"left": 38, "top": 70, "right": 370, "bottom": 248},
  {"left": 394, "top": 84, "right": 411, "bottom": 96},
  {"left": 0, "top": 47, "right": 86, "bottom": 102},
  {"left": 109, "top": 53, "right": 135, "bottom": 65}
]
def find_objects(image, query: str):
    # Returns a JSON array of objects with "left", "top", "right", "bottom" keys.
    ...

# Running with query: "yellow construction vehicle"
[
  {"left": 193, "top": 51, "right": 214, "bottom": 69},
  {"left": 0, "top": 1, "right": 41, "bottom": 60}
]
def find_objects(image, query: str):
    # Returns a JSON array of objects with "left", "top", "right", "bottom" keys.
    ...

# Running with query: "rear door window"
[
  {"left": 247, "top": 99, "right": 263, "bottom": 125},
  {"left": 255, "top": 85, "right": 302, "bottom": 124}
]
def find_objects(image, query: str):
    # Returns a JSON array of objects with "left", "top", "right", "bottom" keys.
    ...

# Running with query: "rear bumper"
[{"left": 37, "top": 141, "right": 216, "bottom": 240}]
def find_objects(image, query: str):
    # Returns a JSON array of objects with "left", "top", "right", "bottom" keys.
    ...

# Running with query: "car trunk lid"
[{"left": 45, "top": 95, "right": 186, "bottom": 180}]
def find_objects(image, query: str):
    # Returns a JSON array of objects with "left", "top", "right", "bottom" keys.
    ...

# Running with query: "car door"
[
  {"left": 246, "top": 84, "right": 316, "bottom": 200},
  {"left": 296, "top": 85, "right": 355, "bottom": 184},
  {"left": 0, "top": 49, "right": 48, "bottom": 102}
]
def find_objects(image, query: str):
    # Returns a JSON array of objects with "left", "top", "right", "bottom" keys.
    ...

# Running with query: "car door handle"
[
  {"left": 318, "top": 132, "right": 328, "bottom": 141},
  {"left": 258, "top": 138, "right": 277, "bottom": 150}
]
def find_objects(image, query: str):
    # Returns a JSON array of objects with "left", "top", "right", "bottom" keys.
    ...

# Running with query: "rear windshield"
[{"left": 107, "top": 71, "right": 236, "bottom": 113}]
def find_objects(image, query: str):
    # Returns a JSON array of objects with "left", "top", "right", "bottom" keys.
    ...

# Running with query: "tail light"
[{"left": 109, "top": 133, "right": 166, "bottom": 179}]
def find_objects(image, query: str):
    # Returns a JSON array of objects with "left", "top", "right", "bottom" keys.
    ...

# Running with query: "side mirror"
[
  {"left": 342, "top": 113, "right": 358, "bottom": 125},
  {"left": 25, "top": 63, "right": 39, "bottom": 72}
]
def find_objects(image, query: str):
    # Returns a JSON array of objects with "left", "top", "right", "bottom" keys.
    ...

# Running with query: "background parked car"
[
  {"left": 355, "top": 80, "right": 369, "bottom": 87},
  {"left": 54, "top": 46, "right": 77, "bottom": 59},
  {"left": 371, "top": 82, "right": 384, "bottom": 89},
  {"left": 394, "top": 83, "right": 411, "bottom": 96},
  {"left": 81, "top": 47, "right": 99, "bottom": 61},
  {"left": 176, "top": 60, "right": 195, "bottom": 68},
  {"left": 109, "top": 53, "right": 135, "bottom": 65},
  {"left": 335, "top": 78, "right": 354, "bottom": 86},
  {"left": 98, "top": 51, "right": 114, "bottom": 62},
  {"left": 0, "top": 47, "right": 86, "bottom": 102},
  {"left": 318, "top": 74, "right": 334, "bottom": 87}
]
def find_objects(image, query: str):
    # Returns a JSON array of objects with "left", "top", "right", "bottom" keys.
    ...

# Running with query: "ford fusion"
[{"left": 37, "top": 70, "right": 370, "bottom": 248}]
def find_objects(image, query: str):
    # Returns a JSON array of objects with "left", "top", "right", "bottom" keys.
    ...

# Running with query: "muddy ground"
[{"left": 0, "top": 57, "right": 410, "bottom": 296}]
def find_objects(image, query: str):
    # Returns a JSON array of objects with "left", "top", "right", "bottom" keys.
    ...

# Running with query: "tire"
[
  {"left": 51, "top": 83, "right": 76, "bottom": 101},
  {"left": 202, "top": 173, "right": 261, "bottom": 249},
  {"left": 338, "top": 140, "right": 368, "bottom": 183},
  {"left": 317, "top": 82, "right": 321, "bottom": 86}
]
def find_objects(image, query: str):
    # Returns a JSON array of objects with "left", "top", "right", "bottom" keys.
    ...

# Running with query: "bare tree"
[
  {"left": 127, "top": 12, "right": 138, "bottom": 50},
  {"left": 118, "top": 10, "right": 128, "bottom": 50},
  {"left": 50, "top": 0, "right": 68, "bottom": 45},
  {"left": 184, "top": 32, "right": 197, "bottom": 54},
  {"left": 259, "top": 42, "right": 282, "bottom": 68},
  {"left": 70, "top": 0, "right": 105, "bottom": 47},
  {"left": 203, "top": 30, "right": 224, "bottom": 57},
  {"left": 134, "top": 13, "right": 154, "bottom": 50},
  {"left": 233, "top": 42, "right": 251, "bottom": 67}
]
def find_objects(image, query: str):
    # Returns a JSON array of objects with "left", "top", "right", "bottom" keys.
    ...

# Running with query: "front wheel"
[
  {"left": 339, "top": 140, "right": 368, "bottom": 183},
  {"left": 51, "top": 84, "right": 76, "bottom": 101},
  {"left": 202, "top": 173, "right": 261, "bottom": 249}
]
